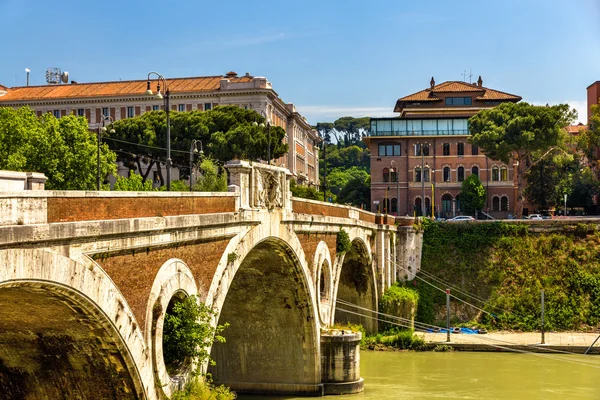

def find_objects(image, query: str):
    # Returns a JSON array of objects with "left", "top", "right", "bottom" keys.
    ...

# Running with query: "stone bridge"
[{"left": 0, "top": 161, "right": 421, "bottom": 399}]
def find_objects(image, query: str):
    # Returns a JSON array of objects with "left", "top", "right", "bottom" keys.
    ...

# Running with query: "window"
[
  {"left": 415, "top": 143, "right": 429, "bottom": 156},
  {"left": 501, "top": 196, "right": 509, "bottom": 211},
  {"left": 458, "top": 166, "right": 465, "bottom": 182},
  {"left": 53, "top": 110, "right": 60, "bottom": 118},
  {"left": 127, "top": 106, "right": 134, "bottom": 118},
  {"left": 77, "top": 108, "right": 84, "bottom": 116},
  {"left": 378, "top": 143, "right": 400, "bottom": 156},
  {"left": 152, "top": 105, "right": 160, "bottom": 111},
  {"left": 472, "top": 145, "right": 479, "bottom": 155},
  {"left": 424, "top": 168, "right": 430, "bottom": 183},
  {"left": 443, "top": 167, "right": 451, "bottom": 182},
  {"left": 442, "top": 194, "right": 453, "bottom": 212},
  {"left": 492, "top": 166, "right": 499, "bottom": 181},
  {"left": 383, "top": 168, "right": 390, "bottom": 183},
  {"left": 178, "top": 104, "right": 186, "bottom": 112},
  {"left": 472, "top": 166, "right": 479, "bottom": 177},
  {"left": 500, "top": 167, "right": 508, "bottom": 181},
  {"left": 445, "top": 97, "right": 473, "bottom": 106},
  {"left": 457, "top": 143, "right": 464, "bottom": 156},
  {"left": 492, "top": 196, "right": 500, "bottom": 211},
  {"left": 415, "top": 167, "right": 422, "bottom": 183},
  {"left": 204, "top": 103, "right": 212, "bottom": 111},
  {"left": 415, "top": 198, "right": 423, "bottom": 216},
  {"left": 443, "top": 143, "right": 450, "bottom": 156},
  {"left": 390, "top": 168, "right": 397, "bottom": 182},
  {"left": 102, "top": 108, "right": 109, "bottom": 117},
  {"left": 391, "top": 198, "right": 398, "bottom": 213}
]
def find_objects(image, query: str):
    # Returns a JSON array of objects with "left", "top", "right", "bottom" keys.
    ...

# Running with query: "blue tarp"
[{"left": 427, "top": 327, "right": 480, "bottom": 334}]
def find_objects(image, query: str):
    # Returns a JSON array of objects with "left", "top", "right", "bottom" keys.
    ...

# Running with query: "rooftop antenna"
[
  {"left": 45, "top": 68, "right": 69, "bottom": 85},
  {"left": 462, "top": 69, "right": 473, "bottom": 83},
  {"left": 25, "top": 68, "right": 30, "bottom": 86}
]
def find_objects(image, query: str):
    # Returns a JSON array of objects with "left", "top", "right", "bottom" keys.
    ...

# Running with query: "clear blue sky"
[{"left": 1, "top": 0, "right": 599, "bottom": 124}]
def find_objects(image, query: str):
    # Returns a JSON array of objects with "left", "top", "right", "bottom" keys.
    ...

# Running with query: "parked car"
[
  {"left": 447, "top": 216, "right": 476, "bottom": 222},
  {"left": 529, "top": 214, "right": 543, "bottom": 220}
]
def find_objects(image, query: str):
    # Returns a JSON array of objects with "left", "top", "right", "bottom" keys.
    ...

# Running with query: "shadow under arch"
[
  {"left": 334, "top": 238, "right": 378, "bottom": 334},
  {"left": 209, "top": 237, "right": 321, "bottom": 395},
  {"left": 0, "top": 282, "right": 142, "bottom": 399}
]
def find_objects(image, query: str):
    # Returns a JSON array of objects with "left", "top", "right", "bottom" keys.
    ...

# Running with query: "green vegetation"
[
  {"left": 171, "top": 380, "right": 235, "bottom": 400},
  {"left": 336, "top": 228, "right": 352, "bottom": 254},
  {"left": 163, "top": 295, "right": 228, "bottom": 375},
  {"left": 459, "top": 175, "right": 486, "bottom": 216},
  {"left": 290, "top": 179, "right": 335, "bottom": 202},
  {"left": 114, "top": 172, "right": 154, "bottom": 191},
  {"left": 0, "top": 107, "right": 117, "bottom": 190},
  {"left": 379, "top": 284, "right": 419, "bottom": 332},
  {"left": 362, "top": 329, "right": 425, "bottom": 351},
  {"left": 414, "top": 220, "right": 600, "bottom": 331},
  {"left": 193, "top": 159, "right": 227, "bottom": 192}
]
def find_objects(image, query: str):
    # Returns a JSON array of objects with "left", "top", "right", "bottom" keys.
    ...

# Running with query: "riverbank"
[{"left": 416, "top": 331, "right": 600, "bottom": 354}]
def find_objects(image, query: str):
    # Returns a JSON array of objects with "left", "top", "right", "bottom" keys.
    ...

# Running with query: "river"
[{"left": 239, "top": 350, "right": 600, "bottom": 399}]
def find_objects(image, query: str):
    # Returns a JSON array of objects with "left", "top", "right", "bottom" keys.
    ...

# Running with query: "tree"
[
  {"left": 316, "top": 116, "right": 370, "bottom": 147},
  {"left": 468, "top": 102, "right": 576, "bottom": 217},
  {"left": 338, "top": 174, "right": 371, "bottom": 208},
  {"left": 0, "top": 107, "right": 116, "bottom": 190},
  {"left": 194, "top": 158, "right": 228, "bottom": 192},
  {"left": 110, "top": 106, "right": 288, "bottom": 186},
  {"left": 114, "top": 171, "right": 154, "bottom": 191},
  {"left": 459, "top": 175, "right": 486, "bottom": 216}
]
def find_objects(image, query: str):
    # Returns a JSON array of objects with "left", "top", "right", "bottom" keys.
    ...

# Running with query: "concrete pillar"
[
  {"left": 224, "top": 160, "right": 252, "bottom": 209},
  {"left": 396, "top": 226, "right": 422, "bottom": 281},
  {"left": 321, "top": 330, "right": 364, "bottom": 395}
]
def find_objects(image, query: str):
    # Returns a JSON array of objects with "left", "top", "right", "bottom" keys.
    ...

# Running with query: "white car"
[
  {"left": 447, "top": 216, "right": 476, "bottom": 222},
  {"left": 529, "top": 214, "right": 543, "bottom": 220}
]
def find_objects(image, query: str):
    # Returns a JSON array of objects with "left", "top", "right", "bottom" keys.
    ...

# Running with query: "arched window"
[
  {"left": 456, "top": 194, "right": 462, "bottom": 211},
  {"left": 423, "top": 144, "right": 430, "bottom": 156},
  {"left": 457, "top": 143, "right": 464, "bottom": 156},
  {"left": 472, "top": 145, "right": 479, "bottom": 155},
  {"left": 383, "top": 168, "right": 390, "bottom": 182},
  {"left": 458, "top": 166, "right": 465, "bottom": 182},
  {"left": 415, "top": 167, "right": 422, "bottom": 183},
  {"left": 492, "top": 196, "right": 500, "bottom": 211},
  {"left": 472, "top": 166, "right": 479, "bottom": 177},
  {"left": 424, "top": 167, "right": 430, "bottom": 182},
  {"left": 442, "top": 194, "right": 453, "bottom": 212},
  {"left": 443, "top": 143, "right": 450, "bottom": 156},
  {"left": 501, "top": 196, "right": 508, "bottom": 211},
  {"left": 415, "top": 198, "right": 423, "bottom": 216},
  {"left": 390, "top": 168, "right": 397, "bottom": 182},
  {"left": 391, "top": 198, "right": 398, "bottom": 213},
  {"left": 492, "top": 166, "right": 499, "bottom": 181},
  {"left": 425, "top": 197, "right": 431, "bottom": 216},
  {"left": 500, "top": 167, "right": 508, "bottom": 181},
  {"left": 443, "top": 166, "right": 451, "bottom": 182}
]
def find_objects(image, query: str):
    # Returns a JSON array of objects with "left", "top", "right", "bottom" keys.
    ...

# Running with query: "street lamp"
[
  {"left": 252, "top": 109, "right": 272, "bottom": 165},
  {"left": 390, "top": 160, "right": 399, "bottom": 215},
  {"left": 145, "top": 72, "right": 172, "bottom": 190},
  {"left": 189, "top": 140, "right": 203, "bottom": 190},
  {"left": 98, "top": 115, "right": 115, "bottom": 190}
]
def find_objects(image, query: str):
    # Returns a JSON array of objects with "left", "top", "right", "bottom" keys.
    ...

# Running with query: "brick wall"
[
  {"left": 296, "top": 233, "right": 337, "bottom": 276},
  {"left": 95, "top": 239, "right": 230, "bottom": 330},
  {"left": 292, "top": 199, "right": 349, "bottom": 219},
  {"left": 48, "top": 195, "right": 236, "bottom": 223}
]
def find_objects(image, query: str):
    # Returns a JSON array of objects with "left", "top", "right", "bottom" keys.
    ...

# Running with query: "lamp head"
[
  {"left": 145, "top": 80, "right": 153, "bottom": 96},
  {"left": 109, "top": 128, "right": 116, "bottom": 134},
  {"left": 259, "top": 122, "right": 265, "bottom": 128},
  {"left": 101, "top": 126, "right": 107, "bottom": 133},
  {"left": 252, "top": 121, "right": 258, "bottom": 127},
  {"left": 155, "top": 90, "right": 163, "bottom": 100}
]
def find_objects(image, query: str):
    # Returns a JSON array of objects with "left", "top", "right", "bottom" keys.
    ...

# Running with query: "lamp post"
[
  {"left": 145, "top": 72, "right": 171, "bottom": 190},
  {"left": 390, "top": 160, "right": 399, "bottom": 215},
  {"left": 252, "top": 109, "right": 272, "bottom": 165},
  {"left": 97, "top": 115, "right": 115, "bottom": 190},
  {"left": 189, "top": 140, "right": 203, "bottom": 191}
]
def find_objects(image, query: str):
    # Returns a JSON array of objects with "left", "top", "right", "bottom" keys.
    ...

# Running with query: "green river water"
[{"left": 239, "top": 350, "right": 600, "bottom": 400}]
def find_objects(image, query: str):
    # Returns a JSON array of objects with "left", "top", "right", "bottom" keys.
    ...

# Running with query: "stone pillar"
[
  {"left": 396, "top": 226, "right": 422, "bottom": 281},
  {"left": 321, "top": 330, "right": 364, "bottom": 395},
  {"left": 224, "top": 160, "right": 252, "bottom": 209}
]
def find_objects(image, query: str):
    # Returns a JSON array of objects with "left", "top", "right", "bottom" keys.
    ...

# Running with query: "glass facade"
[{"left": 370, "top": 118, "right": 469, "bottom": 136}]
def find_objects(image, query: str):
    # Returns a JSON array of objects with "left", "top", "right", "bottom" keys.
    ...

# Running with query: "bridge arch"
[
  {"left": 313, "top": 240, "right": 334, "bottom": 326},
  {"left": 0, "top": 249, "right": 150, "bottom": 399},
  {"left": 332, "top": 234, "right": 378, "bottom": 334},
  {"left": 145, "top": 259, "right": 199, "bottom": 398},
  {"left": 208, "top": 231, "right": 321, "bottom": 395}
]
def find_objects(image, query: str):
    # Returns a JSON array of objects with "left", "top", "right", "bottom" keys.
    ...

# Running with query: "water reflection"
[{"left": 238, "top": 351, "right": 600, "bottom": 400}]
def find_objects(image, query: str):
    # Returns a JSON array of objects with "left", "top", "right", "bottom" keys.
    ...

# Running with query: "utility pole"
[
  {"left": 446, "top": 289, "right": 451, "bottom": 342},
  {"left": 541, "top": 289, "right": 545, "bottom": 344},
  {"left": 323, "top": 138, "right": 327, "bottom": 202}
]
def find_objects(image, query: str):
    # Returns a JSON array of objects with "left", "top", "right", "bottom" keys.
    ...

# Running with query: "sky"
[{"left": 1, "top": 0, "right": 599, "bottom": 124}]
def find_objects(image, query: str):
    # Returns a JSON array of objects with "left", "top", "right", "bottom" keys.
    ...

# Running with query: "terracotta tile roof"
[
  {"left": 397, "top": 89, "right": 442, "bottom": 102},
  {"left": 429, "top": 81, "right": 486, "bottom": 93},
  {"left": 0, "top": 75, "right": 253, "bottom": 102},
  {"left": 398, "top": 81, "right": 521, "bottom": 102},
  {"left": 566, "top": 124, "right": 587, "bottom": 134},
  {"left": 475, "top": 87, "right": 522, "bottom": 101}
]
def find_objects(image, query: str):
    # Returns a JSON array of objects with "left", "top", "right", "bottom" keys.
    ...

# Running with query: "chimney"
[
  {"left": 477, "top": 75, "right": 483, "bottom": 88},
  {"left": 225, "top": 71, "right": 238, "bottom": 78},
  {"left": 430, "top": 77, "right": 435, "bottom": 89}
]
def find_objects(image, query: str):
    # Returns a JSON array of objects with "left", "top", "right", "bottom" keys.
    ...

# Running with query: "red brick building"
[
  {"left": 365, "top": 77, "right": 522, "bottom": 218},
  {"left": 588, "top": 81, "right": 600, "bottom": 123}
]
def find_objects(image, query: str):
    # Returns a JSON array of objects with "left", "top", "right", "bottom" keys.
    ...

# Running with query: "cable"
[{"left": 103, "top": 136, "right": 197, "bottom": 155}]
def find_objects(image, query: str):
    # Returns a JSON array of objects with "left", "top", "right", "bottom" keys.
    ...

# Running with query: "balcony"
[{"left": 370, "top": 118, "right": 470, "bottom": 137}]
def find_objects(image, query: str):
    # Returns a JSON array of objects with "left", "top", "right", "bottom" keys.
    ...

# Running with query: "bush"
[
  {"left": 114, "top": 171, "right": 154, "bottom": 191},
  {"left": 171, "top": 380, "right": 236, "bottom": 400},
  {"left": 336, "top": 228, "right": 352, "bottom": 254},
  {"left": 379, "top": 284, "right": 419, "bottom": 332},
  {"left": 194, "top": 159, "right": 227, "bottom": 192}
]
